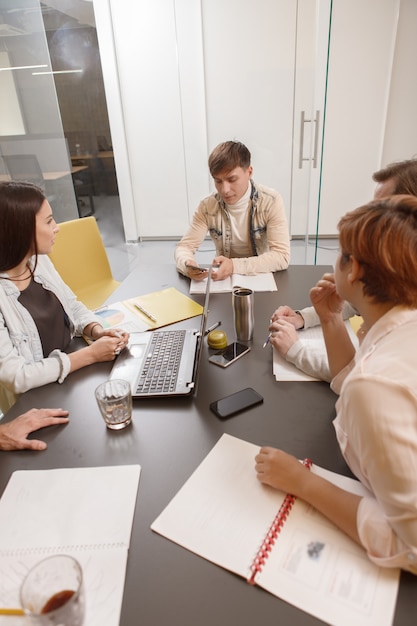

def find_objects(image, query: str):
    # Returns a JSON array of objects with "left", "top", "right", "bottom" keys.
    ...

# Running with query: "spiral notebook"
[
  {"left": 0, "top": 465, "right": 140, "bottom": 626},
  {"left": 151, "top": 434, "right": 400, "bottom": 626}
]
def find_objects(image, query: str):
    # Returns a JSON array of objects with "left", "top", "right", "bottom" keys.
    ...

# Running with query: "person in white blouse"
[
  {"left": 255, "top": 194, "right": 417, "bottom": 574},
  {"left": 175, "top": 140, "right": 290, "bottom": 282}
]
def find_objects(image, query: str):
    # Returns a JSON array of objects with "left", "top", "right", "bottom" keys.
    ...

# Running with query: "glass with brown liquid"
[{"left": 20, "top": 555, "right": 84, "bottom": 625}]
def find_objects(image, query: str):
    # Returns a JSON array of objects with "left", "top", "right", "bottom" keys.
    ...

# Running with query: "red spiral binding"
[{"left": 248, "top": 458, "right": 312, "bottom": 585}]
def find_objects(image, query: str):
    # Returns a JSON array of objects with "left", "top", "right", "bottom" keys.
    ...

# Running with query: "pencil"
[
  {"left": 0, "top": 608, "right": 25, "bottom": 616},
  {"left": 134, "top": 303, "right": 157, "bottom": 323}
]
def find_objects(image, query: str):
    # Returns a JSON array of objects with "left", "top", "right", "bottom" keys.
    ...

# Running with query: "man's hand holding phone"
[
  {"left": 185, "top": 261, "right": 221, "bottom": 281},
  {"left": 185, "top": 262, "right": 209, "bottom": 281}
]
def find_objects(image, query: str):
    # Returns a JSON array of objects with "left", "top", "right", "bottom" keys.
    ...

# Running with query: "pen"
[
  {"left": 134, "top": 303, "right": 157, "bottom": 323},
  {"left": 205, "top": 321, "right": 221, "bottom": 335},
  {"left": 262, "top": 332, "right": 271, "bottom": 348}
]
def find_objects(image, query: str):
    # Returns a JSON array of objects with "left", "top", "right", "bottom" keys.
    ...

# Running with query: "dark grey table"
[{"left": 2, "top": 265, "right": 415, "bottom": 625}]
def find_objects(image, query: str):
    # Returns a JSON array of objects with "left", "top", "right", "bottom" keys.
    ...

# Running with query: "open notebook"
[
  {"left": 110, "top": 268, "right": 212, "bottom": 398},
  {"left": 151, "top": 434, "right": 400, "bottom": 626},
  {"left": 0, "top": 465, "right": 140, "bottom": 626}
]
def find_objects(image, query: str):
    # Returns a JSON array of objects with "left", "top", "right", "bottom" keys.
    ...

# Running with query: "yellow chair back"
[
  {"left": 48, "top": 216, "right": 120, "bottom": 310},
  {"left": 349, "top": 315, "right": 364, "bottom": 334}
]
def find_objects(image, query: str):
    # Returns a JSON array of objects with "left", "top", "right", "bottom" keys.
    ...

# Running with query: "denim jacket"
[
  {"left": 175, "top": 181, "right": 290, "bottom": 275},
  {"left": 0, "top": 255, "right": 99, "bottom": 412}
]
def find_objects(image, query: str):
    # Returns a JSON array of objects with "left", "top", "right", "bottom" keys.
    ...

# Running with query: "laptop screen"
[{"left": 191, "top": 265, "right": 213, "bottom": 395}]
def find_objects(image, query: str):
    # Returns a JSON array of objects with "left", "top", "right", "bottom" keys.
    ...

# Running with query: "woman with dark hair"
[
  {"left": 255, "top": 195, "right": 417, "bottom": 574},
  {"left": 0, "top": 181, "right": 129, "bottom": 412}
]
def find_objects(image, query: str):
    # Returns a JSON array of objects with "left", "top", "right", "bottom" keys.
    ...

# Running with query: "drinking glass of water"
[{"left": 95, "top": 379, "right": 132, "bottom": 430}]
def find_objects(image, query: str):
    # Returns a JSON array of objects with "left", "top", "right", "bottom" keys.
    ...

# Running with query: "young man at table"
[
  {"left": 0, "top": 408, "right": 69, "bottom": 451},
  {"left": 256, "top": 195, "right": 417, "bottom": 574},
  {"left": 175, "top": 140, "right": 290, "bottom": 281},
  {"left": 268, "top": 157, "right": 417, "bottom": 382}
]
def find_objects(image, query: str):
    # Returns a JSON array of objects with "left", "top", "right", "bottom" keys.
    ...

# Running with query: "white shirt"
[
  {"left": 332, "top": 306, "right": 417, "bottom": 573},
  {"left": 227, "top": 181, "right": 252, "bottom": 258},
  {"left": 0, "top": 255, "right": 99, "bottom": 413}
]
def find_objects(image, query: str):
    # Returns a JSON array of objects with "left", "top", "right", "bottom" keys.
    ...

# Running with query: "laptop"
[{"left": 110, "top": 268, "right": 212, "bottom": 398}]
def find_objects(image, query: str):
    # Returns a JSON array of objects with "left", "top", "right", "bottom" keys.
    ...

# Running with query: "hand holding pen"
[
  {"left": 264, "top": 319, "right": 299, "bottom": 356},
  {"left": 263, "top": 332, "right": 272, "bottom": 348},
  {"left": 263, "top": 319, "right": 273, "bottom": 348}
]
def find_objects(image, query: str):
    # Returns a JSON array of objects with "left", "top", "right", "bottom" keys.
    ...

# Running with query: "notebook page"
[
  {"left": 0, "top": 465, "right": 140, "bottom": 553},
  {"left": 190, "top": 272, "right": 277, "bottom": 293},
  {"left": 257, "top": 466, "right": 400, "bottom": 626},
  {"left": 231, "top": 273, "right": 277, "bottom": 292},
  {"left": 152, "top": 435, "right": 399, "bottom": 626},
  {"left": 273, "top": 321, "right": 359, "bottom": 381},
  {"left": 0, "top": 549, "right": 128, "bottom": 626},
  {"left": 151, "top": 434, "right": 284, "bottom": 578}
]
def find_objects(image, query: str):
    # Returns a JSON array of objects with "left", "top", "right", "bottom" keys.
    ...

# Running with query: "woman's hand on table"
[{"left": 90, "top": 328, "right": 129, "bottom": 360}]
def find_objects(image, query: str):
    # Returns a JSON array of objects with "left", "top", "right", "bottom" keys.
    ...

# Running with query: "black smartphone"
[
  {"left": 208, "top": 342, "right": 250, "bottom": 368},
  {"left": 210, "top": 387, "right": 263, "bottom": 419},
  {"left": 187, "top": 264, "right": 209, "bottom": 273}
]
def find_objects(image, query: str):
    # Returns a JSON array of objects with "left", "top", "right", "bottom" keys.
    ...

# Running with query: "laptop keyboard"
[{"left": 135, "top": 329, "right": 187, "bottom": 394}]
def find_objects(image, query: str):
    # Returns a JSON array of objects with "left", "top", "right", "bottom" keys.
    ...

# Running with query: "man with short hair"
[{"left": 175, "top": 140, "right": 290, "bottom": 281}]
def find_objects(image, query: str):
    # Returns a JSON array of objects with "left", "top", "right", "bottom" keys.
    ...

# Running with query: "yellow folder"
[{"left": 123, "top": 287, "right": 203, "bottom": 330}]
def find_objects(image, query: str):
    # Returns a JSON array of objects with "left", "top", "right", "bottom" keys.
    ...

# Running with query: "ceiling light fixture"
[
  {"left": 32, "top": 69, "right": 83, "bottom": 75},
  {"left": 0, "top": 64, "right": 48, "bottom": 72}
]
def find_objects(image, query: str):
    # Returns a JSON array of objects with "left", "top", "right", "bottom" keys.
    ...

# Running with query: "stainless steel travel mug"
[{"left": 232, "top": 287, "right": 254, "bottom": 341}]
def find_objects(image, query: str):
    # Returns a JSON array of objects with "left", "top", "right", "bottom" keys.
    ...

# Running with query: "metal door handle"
[{"left": 298, "top": 110, "right": 320, "bottom": 169}]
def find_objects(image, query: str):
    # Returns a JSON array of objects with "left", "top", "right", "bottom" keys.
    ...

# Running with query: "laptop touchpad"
[{"left": 129, "top": 343, "right": 148, "bottom": 359}]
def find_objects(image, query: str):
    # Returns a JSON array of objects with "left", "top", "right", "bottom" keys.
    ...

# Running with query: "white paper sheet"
[
  {"left": 190, "top": 272, "right": 277, "bottom": 293},
  {"left": 273, "top": 321, "right": 359, "bottom": 381}
]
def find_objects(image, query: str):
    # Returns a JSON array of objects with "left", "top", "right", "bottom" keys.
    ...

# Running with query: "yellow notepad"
[{"left": 123, "top": 287, "right": 203, "bottom": 330}]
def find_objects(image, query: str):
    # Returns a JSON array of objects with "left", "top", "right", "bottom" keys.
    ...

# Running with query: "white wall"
[
  {"left": 95, "top": 0, "right": 414, "bottom": 241},
  {"left": 382, "top": 0, "right": 417, "bottom": 164},
  {"left": 317, "top": 0, "right": 399, "bottom": 235},
  {"left": 96, "top": 0, "right": 208, "bottom": 240},
  {"left": 201, "top": 0, "right": 297, "bottom": 210},
  {"left": 96, "top": 0, "right": 325, "bottom": 240}
]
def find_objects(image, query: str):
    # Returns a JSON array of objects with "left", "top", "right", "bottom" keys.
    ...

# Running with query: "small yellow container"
[{"left": 207, "top": 330, "right": 228, "bottom": 350}]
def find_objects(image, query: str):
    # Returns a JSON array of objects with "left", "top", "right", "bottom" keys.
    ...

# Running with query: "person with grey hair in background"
[{"left": 267, "top": 157, "right": 417, "bottom": 382}]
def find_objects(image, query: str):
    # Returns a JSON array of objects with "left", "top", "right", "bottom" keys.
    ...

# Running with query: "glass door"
[
  {"left": 0, "top": 0, "right": 79, "bottom": 223},
  {"left": 290, "top": 0, "right": 332, "bottom": 263}
]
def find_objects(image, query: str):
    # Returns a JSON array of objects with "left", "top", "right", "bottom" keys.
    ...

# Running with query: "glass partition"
[{"left": 0, "top": 0, "right": 79, "bottom": 222}]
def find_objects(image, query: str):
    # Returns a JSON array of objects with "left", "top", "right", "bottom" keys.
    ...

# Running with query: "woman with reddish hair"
[{"left": 256, "top": 195, "right": 417, "bottom": 574}]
